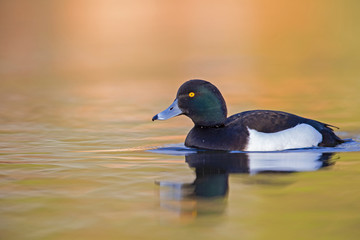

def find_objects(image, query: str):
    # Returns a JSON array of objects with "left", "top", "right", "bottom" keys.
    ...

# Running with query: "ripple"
[{"left": 150, "top": 138, "right": 360, "bottom": 156}]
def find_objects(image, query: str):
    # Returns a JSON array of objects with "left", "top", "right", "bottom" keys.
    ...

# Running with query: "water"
[
  {"left": 0, "top": 78, "right": 359, "bottom": 240},
  {"left": 1, "top": 1, "right": 360, "bottom": 240}
]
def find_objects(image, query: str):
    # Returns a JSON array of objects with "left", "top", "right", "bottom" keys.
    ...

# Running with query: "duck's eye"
[{"left": 188, "top": 92, "right": 195, "bottom": 98}]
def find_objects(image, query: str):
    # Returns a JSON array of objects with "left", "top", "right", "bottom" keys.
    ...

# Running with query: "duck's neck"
[{"left": 191, "top": 105, "right": 227, "bottom": 127}]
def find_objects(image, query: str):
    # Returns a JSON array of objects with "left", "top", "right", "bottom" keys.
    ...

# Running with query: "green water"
[{"left": 0, "top": 78, "right": 359, "bottom": 240}]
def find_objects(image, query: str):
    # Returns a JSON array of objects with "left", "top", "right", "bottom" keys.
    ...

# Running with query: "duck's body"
[
  {"left": 185, "top": 110, "right": 343, "bottom": 151},
  {"left": 152, "top": 80, "right": 343, "bottom": 151}
]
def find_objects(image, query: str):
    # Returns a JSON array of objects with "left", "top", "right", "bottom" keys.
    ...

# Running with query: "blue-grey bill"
[{"left": 152, "top": 99, "right": 183, "bottom": 121}]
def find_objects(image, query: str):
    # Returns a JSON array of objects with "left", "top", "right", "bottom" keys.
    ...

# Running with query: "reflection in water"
[{"left": 157, "top": 151, "right": 334, "bottom": 218}]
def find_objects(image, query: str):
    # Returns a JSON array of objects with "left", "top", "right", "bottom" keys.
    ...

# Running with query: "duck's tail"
[{"left": 318, "top": 123, "right": 344, "bottom": 147}]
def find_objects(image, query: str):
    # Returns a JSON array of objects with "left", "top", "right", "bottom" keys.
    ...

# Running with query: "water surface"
[{"left": 1, "top": 78, "right": 360, "bottom": 240}]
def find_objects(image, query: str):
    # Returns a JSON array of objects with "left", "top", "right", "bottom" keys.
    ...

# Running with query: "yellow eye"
[{"left": 189, "top": 92, "right": 195, "bottom": 97}]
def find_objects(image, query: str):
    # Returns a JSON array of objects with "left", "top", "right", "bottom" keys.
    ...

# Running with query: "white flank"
[{"left": 245, "top": 123, "right": 323, "bottom": 151}]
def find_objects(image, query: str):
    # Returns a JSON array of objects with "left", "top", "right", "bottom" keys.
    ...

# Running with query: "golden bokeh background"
[
  {"left": 1, "top": 1, "right": 359, "bottom": 79},
  {"left": 1, "top": 0, "right": 359, "bottom": 129}
]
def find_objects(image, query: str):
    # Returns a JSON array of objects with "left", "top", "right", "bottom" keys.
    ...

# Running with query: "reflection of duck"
[
  {"left": 152, "top": 79, "right": 344, "bottom": 151},
  {"left": 157, "top": 151, "right": 335, "bottom": 218},
  {"left": 186, "top": 151, "right": 335, "bottom": 175}
]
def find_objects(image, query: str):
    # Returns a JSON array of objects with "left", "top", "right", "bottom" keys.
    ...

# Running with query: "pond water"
[
  {"left": 1, "top": 1, "right": 360, "bottom": 240},
  {"left": 1, "top": 78, "right": 359, "bottom": 240}
]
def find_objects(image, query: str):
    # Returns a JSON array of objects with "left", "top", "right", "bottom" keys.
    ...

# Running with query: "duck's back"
[{"left": 227, "top": 110, "right": 343, "bottom": 150}]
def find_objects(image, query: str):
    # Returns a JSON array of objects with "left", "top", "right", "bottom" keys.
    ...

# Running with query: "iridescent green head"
[{"left": 152, "top": 80, "right": 227, "bottom": 127}]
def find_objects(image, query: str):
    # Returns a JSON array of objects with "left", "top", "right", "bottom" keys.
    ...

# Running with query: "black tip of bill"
[{"left": 152, "top": 115, "right": 158, "bottom": 121}]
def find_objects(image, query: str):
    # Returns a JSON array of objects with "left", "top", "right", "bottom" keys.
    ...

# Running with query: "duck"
[{"left": 152, "top": 79, "right": 344, "bottom": 151}]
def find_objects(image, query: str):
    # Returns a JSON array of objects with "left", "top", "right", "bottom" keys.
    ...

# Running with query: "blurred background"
[
  {"left": 1, "top": 0, "right": 360, "bottom": 130},
  {"left": 1, "top": 1, "right": 360, "bottom": 240},
  {"left": 1, "top": 0, "right": 359, "bottom": 77},
  {"left": 1, "top": 0, "right": 360, "bottom": 119}
]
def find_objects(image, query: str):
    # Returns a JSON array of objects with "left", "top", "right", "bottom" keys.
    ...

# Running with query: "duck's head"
[{"left": 152, "top": 79, "right": 227, "bottom": 127}]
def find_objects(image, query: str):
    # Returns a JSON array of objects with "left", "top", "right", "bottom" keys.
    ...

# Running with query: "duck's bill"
[{"left": 152, "top": 99, "right": 183, "bottom": 121}]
